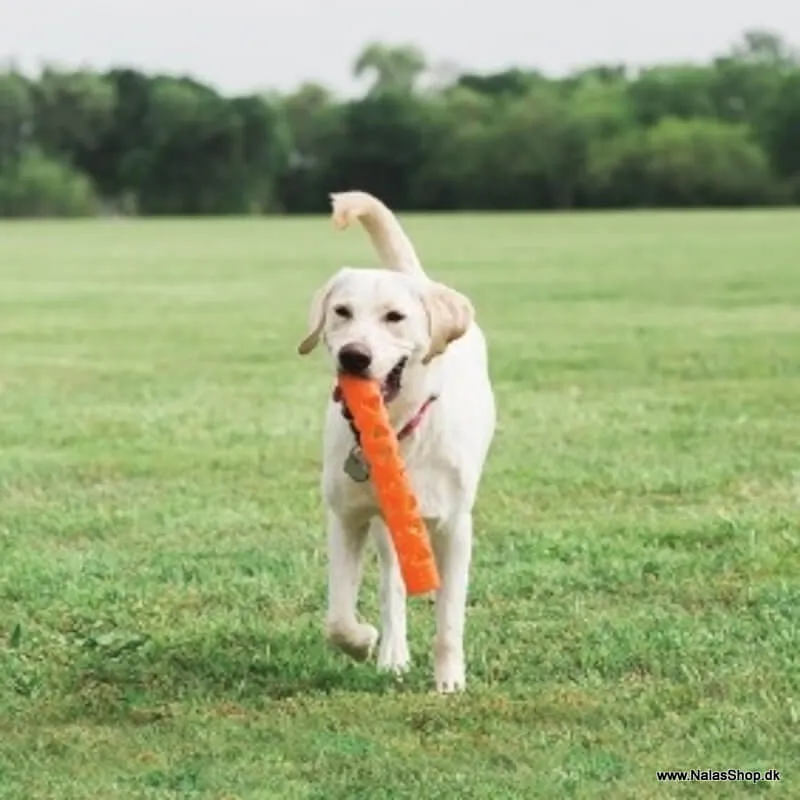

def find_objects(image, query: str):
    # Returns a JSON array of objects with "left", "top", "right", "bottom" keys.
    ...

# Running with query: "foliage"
[
  {"left": 586, "top": 119, "right": 778, "bottom": 207},
  {"left": 0, "top": 30, "right": 799, "bottom": 216},
  {"left": 0, "top": 147, "right": 98, "bottom": 217}
]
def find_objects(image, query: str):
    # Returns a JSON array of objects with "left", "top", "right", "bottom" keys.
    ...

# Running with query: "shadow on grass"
[{"left": 58, "top": 625, "right": 401, "bottom": 722}]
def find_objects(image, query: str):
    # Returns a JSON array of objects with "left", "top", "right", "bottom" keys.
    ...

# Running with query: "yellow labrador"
[{"left": 298, "top": 191, "right": 496, "bottom": 692}]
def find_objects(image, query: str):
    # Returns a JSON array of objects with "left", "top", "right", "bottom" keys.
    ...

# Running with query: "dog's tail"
[{"left": 330, "top": 191, "right": 426, "bottom": 279}]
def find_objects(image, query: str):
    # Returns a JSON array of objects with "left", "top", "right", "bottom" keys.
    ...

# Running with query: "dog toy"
[{"left": 337, "top": 374, "right": 440, "bottom": 595}]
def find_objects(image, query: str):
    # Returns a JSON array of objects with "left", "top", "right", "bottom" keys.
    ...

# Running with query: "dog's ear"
[
  {"left": 421, "top": 281, "right": 474, "bottom": 364},
  {"left": 297, "top": 272, "right": 341, "bottom": 355}
]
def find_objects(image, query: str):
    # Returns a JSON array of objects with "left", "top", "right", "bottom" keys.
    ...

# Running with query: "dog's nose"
[{"left": 338, "top": 343, "right": 372, "bottom": 375}]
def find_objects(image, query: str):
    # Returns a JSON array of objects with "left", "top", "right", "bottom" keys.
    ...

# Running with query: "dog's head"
[{"left": 297, "top": 268, "right": 473, "bottom": 402}]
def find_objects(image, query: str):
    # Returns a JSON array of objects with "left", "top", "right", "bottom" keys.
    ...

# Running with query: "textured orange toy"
[{"left": 338, "top": 375, "right": 440, "bottom": 595}]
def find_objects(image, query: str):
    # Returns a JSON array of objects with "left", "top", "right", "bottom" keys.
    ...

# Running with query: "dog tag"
[{"left": 343, "top": 446, "right": 370, "bottom": 483}]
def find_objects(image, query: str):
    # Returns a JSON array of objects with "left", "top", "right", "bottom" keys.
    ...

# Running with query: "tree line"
[{"left": 1, "top": 29, "right": 799, "bottom": 217}]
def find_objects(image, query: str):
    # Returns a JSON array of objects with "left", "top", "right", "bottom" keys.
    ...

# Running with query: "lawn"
[{"left": 0, "top": 209, "right": 798, "bottom": 799}]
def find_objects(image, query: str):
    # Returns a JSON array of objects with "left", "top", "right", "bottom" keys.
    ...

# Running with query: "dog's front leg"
[
  {"left": 371, "top": 518, "right": 410, "bottom": 674},
  {"left": 431, "top": 512, "right": 473, "bottom": 693},
  {"left": 325, "top": 510, "right": 378, "bottom": 662}
]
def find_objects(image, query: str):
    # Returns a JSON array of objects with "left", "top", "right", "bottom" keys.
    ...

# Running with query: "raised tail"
[{"left": 330, "top": 191, "right": 426, "bottom": 279}]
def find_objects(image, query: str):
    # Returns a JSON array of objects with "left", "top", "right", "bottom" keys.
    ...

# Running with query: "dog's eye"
[
  {"left": 384, "top": 310, "right": 406, "bottom": 323},
  {"left": 333, "top": 305, "right": 352, "bottom": 319}
]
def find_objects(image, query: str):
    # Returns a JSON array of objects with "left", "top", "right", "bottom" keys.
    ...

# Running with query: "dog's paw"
[
  {"left": 434, "top": 642, "right": 465, "bottom": 694},
  {"left": 377, "top": 635, "right": 410, "bottom": 675},
  {"left": 326, "top": 621, "right": 378, "bottom": 663}
]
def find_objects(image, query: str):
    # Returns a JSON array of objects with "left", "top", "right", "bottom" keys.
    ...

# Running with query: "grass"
[{"left": 0, "top": 208, "right": 798, "bottom": 798}]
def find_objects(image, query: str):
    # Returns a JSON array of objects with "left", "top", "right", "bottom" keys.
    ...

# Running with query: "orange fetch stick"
[{"left": 337, "top": 375, "right": 440, "bottom": 595}]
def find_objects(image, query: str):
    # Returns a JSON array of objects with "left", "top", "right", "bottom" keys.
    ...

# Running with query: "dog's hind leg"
[{"left": 325, "top": 511, "right": 378, "bottom": 662}]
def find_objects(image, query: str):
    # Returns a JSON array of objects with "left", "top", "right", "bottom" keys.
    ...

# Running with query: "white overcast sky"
[{"left": 2, "top": 0, "right": 799, "bottom": 96}]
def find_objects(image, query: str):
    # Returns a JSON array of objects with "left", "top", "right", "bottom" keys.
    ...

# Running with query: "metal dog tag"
[{"left": 343, "top": 446, "right": 370, "bottom": 483}]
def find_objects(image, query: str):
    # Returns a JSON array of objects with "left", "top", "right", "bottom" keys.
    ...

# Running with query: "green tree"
[
  {"left": 134, "top": 77, "right": 289, "bottom": 214},
  {"left": 1, "top": 31, "right": 798, "bottom": 216},
  {"left": 628, "top": 65, "right": 716, "bottom": 126},
  {"left": 416, "top": 85, "right": 587, "bottom": 210},
  {"left": 0, "top": 148, "right": 97, "bottom": 217},
  {"left": 456, "top": 68, "right": 545, "bottom": 99},
  {"left": 761, "top": 70, "right": 800, "bottom": 197},
  {"left": 0, "top": 71, "right": 32, "bottom": 169},
  {"left": 708, "top": 56, "right": 784, "bottom": 128},
  {"left": 88, "top": 68, "right": 153, "bottom": 203},
  {"left": 354, "top": 43, "right": 427, "bottom": 95},
  {"left": 483, "top": 88, "right": 586, "bottom": 209},
  {"left": 230, "top": 93, "right": 292, "bottom": 212},
  {"left": 643, "top": 118, "right": 776, "bottom": 206},
  {"left": 326, "top": 91, "right": 435, "bottom": 209},
  {"left": 85, "top": 71, "right": 289, "bottom": 215},
  {"left": 585, "top": 129, "right": 650, "bottom": 207},
  {"left": 731, "top": 29, "right": 799, "bottom": 67},
  {"left": 31, "top": 68, "right": 115, "bottom": 165},
  {"left": 410, "top": 86, "right": 496, "bottom": 210},
  {"left": 279, "top": 83, "right": 344, "bottom": 212}
]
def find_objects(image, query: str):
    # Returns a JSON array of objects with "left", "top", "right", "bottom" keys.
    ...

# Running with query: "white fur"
[{"left": 299, "top": 191, "right": 496, "bottom": 693}]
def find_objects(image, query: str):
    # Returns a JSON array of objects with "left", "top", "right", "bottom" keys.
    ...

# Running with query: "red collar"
[
  {"left": 332, "top": 386, "right": 438, "bottom": 442},
  {"left": 396, "top": 394, "right": 438, "bottom": 440}
]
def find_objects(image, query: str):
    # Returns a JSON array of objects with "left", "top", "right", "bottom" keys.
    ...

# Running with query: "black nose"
[{"left": 338, "top": 343, "right": 372, "bottom": 375}]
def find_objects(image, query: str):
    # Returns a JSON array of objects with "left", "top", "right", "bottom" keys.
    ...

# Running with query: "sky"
[{"left": 2, "top": 0, "right": 799, "bottom": 97}]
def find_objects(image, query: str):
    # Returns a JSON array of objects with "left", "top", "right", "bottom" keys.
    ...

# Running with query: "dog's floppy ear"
[
  {"left": 297, "top": 271, "right": 344, "bottom": 355},
  {"left": 421, "top": 281, "right": 474, "bottom": 364}
]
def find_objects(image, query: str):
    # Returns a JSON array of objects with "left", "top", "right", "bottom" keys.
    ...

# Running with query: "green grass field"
[{"left": 1, "top": 210, "right": 798, "bottom": 798}]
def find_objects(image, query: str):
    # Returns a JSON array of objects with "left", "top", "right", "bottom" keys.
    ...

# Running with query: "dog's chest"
[{"left": 326, "top": 441, "right": 462, "bottom": 522}]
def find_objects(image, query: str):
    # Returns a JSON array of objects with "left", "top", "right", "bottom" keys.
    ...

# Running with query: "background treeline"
[{"left": 1, "top": 29, "right": 799, "bottom": 217}]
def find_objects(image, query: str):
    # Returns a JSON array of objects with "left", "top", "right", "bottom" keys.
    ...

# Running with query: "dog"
[{"left": 298, "top": 191, "right": 496, "bottom": 692}]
